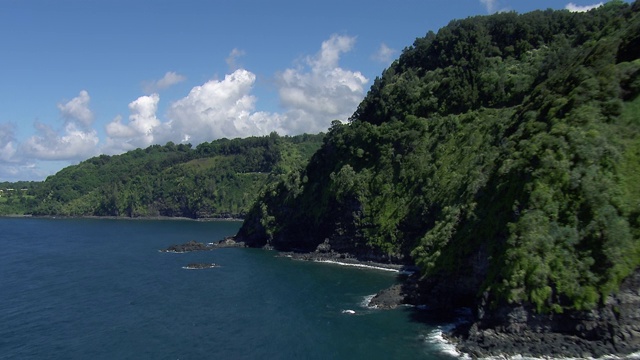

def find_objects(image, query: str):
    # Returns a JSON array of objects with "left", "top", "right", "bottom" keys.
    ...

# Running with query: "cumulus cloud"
[
  {"left": 480, "top": 0, "right": 498, "bottom": 13},
  {"left": 22, "top": 121, "right": 99, "bottom": 161},
  {"left": 565, "top": 2, "right": 603, "bottom": 12},
  {"left": 57, "top": 90, "right": 94, "bottom": 127},
  {"left": 104, "top": 94, "right": 162, "bottom": 153},
  {"left": 165, "top": 69, "right": 275, "bottom": 143},
  {"left": 226, "top": 48, "right": 246, "bottom": 70},
  {"left": 104, "top": 34, "right": 368, "bottom": 153},
  {"left": 105, "top": 70, "right": 282, "bottom": 152},
  {"left": 143, "top": 71, "right": 186, "bottom": 93},
  {"left": 0, "top": 123, "right": 18, "bottom": 163},
  {"left": 479, "top": 0, "right": 510, "bottom": 13},
  {"left": 20, "top": 91, "right": 99, "bottom": 161},
  {"left": 276, "top": 34, "right": 368, "bottom": 134},
  {"left": 372, "top": 43, "right": 396, "bottom": 63}
]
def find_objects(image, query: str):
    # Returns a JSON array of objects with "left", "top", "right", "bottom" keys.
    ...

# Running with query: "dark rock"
[
  {"left": 368, "top": 284, "right": 405, "bottom": 309},
  {"left": 449, "top": 268, "right": 640, "bottom": 358},
  {"left": 315, "top": 239, "right": 331, "bottom": 253},
  {"left": 161, "top": 240, "right": 210, "bottom": 253},
  {"left": 162, "top": 237, "right": 246, "bottom": 252},
  {"left": 210, "top": 236, "right": 246, "bottom": 248},
  {"left": 183, "top": 263, "right": 219, "bottom": 269}
]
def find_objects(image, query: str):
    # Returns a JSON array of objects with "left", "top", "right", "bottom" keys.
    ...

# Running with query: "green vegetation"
[
  {"left": 0, "top": 181, "right": 39, "bottom": 215},
  {"left": 238, "top": 1, "right": 640, "bottom": 313},
  {"left": 0, "top": 133, "right": 323, "bottom": 218}
]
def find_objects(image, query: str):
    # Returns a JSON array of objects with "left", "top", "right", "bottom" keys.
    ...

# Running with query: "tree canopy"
[
  {"left": 238, "top": 1, "right": 640, "bottom": 313},
  {"left": 0, "top": 133, "right": 324, "bottom": 219}
]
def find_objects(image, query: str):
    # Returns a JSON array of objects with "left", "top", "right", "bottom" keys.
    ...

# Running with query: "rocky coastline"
[
  {"left": 367, "top": 268, "right": 640, "bottom": 359},
  {"left": 446, "top": 268, "right": 640, "bottom": 359},
  {"left": 172, "top": 235, "right": 640, "bottom": 358},
  {"left": 277, "top": 250, "right": 409, "bottom": 272},
  {"left": 274, "top": 243, "right": 640, "bottom": 358}
]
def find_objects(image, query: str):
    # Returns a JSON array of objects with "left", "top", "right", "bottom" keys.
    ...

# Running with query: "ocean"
[{"left": 0, "top": 217, "right": 459, "bottom": 359}]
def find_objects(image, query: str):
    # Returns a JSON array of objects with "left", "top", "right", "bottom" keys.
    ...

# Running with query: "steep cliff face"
[{"left": 237, "top": 2, "right": 640, "bottom": 355}]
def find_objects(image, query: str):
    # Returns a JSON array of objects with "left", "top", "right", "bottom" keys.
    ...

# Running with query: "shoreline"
[
  {"left": 276, "top": 250, "right": 412, "bottom": 273},
  {"left": 0, "top": 214, "right": 244, "bottom": 222},
  {"left": 275, "top": 248, "right": 640, "bottom": 359}
]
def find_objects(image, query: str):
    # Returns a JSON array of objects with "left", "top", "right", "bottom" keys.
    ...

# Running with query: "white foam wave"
[
  {"left": 425, "top": 326, "right": 640, "bottom": 360},
  {"left": 426, "top": 326, "right": 470, "bottom": 359},
  {"left": 314, "top": 260, "right": 399, "bottom": 272},
  {"left": 361, "top": 294, "right": 377, "bottom": 309},
  {"left": 477, "top": 353, "right": 640, "bottom": 360}
]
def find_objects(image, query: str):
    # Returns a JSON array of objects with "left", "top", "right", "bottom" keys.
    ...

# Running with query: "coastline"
[
  {"left": 273, "top": 248, "right": 640, "bottom": 359},
  {"left": 0, "top": 214, "right": 244, "bottom": 222},
  {"left": 277, "top": 251, "right": 409, "bottom": 272}
]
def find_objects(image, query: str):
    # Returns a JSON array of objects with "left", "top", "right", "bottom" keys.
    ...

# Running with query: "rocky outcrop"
[
  {"left": 162, "top": 240, "right": 210, "bottom": 253},
  {"left": 161, "top": 237, "right": 246, "bottom": 253},
  {"left": 183, "top": 263, "right": 219, "bottom": 269},
  {"left": 210, "top": 236, "right": 246, "bottom": 248},
  {"left": 449, "top": 268, "right": 640, "bottom": 358},
  {"left": 364, "top": 265, "right": 640, "bottom": 358}
]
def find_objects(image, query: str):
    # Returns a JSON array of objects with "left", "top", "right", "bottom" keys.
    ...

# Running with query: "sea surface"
[{"left": 0, "top": 217, "right": 459, "bottom": 359}]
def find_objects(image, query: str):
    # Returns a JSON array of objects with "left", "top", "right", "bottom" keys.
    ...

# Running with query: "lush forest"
[
  {"left": 0, "top": 133, "right": 323, "bottom": 218},
  {"left": 238, "top": 0, "right": 640, "bottom": 315}
]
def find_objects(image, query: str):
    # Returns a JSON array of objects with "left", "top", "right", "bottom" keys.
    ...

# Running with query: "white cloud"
[
  {"left": 104, "top": 94, "right": 162, "bottom": 153},
  {"left": 143, "top": 71, "right": 186, "bottom": 93},
  {"left": 22, "top": 121, "right": 99, "bottom": 161},
  {"left": 372, "top": 43, "right": 396, "bottom": 63},
  {"left": 165, "top": 69, "right": 274, "bottom": 143},
  {"left": 19, "top": 91, "right": 99, "bottom": 161},
  {"left": 479, "top": 0, "right": 511, "bottom": 13},
  {"left": 57, "top": 90, "right": 94, "bottom": 127},
  {"left": 0, "top": 123, "right": 18, "bottom": 163},
  {"left": 106, "top": 34, "right": 368, "bottom": 153},
  {"left": 2, "top": 34, "right": 374, "bottom": 180},
  {"left": 226, "top": 48, "right": 246, "bottom": 70},
  {"left": 565, "top": 2, "right": 603, "bottom": 12},
  {"left": 480, "top": 0, "right": 497, "bottom": 13},
  {"left": 276, "top": 34, "right": 368, "bottom": 134}
]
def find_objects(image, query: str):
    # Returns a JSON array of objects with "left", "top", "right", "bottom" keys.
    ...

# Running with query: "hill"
[
  {"left": 0, "top": 132, "right": 323, "bottom": 218},
  {"left": 236, "top": 1, "right": 640, "bottom": 357}
]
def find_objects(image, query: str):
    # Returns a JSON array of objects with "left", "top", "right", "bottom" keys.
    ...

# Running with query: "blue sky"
[{"left": 0, "top": 0, "right": 608, "bottom": 181}]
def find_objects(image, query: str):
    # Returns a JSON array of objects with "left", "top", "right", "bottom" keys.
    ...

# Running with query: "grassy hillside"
[{"left": 2, "top": 132, "right": 323, "bottom": 218}]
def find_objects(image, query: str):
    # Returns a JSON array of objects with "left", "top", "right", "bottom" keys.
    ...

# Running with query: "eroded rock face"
[{"left": 451, "top": 268, "right": 640, "bottom": 358}]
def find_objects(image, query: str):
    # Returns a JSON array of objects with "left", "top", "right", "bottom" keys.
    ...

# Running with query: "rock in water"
[
  {"left": 183, "top": 263, "right": 218, "bottom": 269},
  {"left": 161, "top": 240, "right": 210, "bottom": 253}
]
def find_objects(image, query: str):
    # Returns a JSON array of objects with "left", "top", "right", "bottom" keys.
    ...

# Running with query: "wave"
[
  {"left": 360, "top": 294, "right": 377, "bottom": 309},
  {"left": 314, "top": 260, "right": 400, "bottom": 272},
  {"left": 425, "top": 325, "right": 471, "bottom": 359},
  {"left": 474, "top": 353, "right": 640, "bottom": 360},
  {"left": 425, "top": 326, "right": 640, "bottom": 360}
]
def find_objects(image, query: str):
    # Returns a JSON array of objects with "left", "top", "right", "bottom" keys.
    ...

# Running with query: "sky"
[{"left": 0, "top": 0, "right": 609, "bottom": 181}]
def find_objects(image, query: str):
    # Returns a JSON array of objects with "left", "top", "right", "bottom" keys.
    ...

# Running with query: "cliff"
[{"left": 236, "top": 2, "right": 640, "bottom": 357}]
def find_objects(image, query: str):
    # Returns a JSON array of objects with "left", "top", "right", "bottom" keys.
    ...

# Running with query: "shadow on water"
[{"left": 390, "top": 271, "right": 475, "bottom": 326}]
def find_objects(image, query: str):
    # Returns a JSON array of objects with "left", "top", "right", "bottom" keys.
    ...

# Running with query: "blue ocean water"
[{"left": 0, "top": 218, "right": 457, "bottom": 359}]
